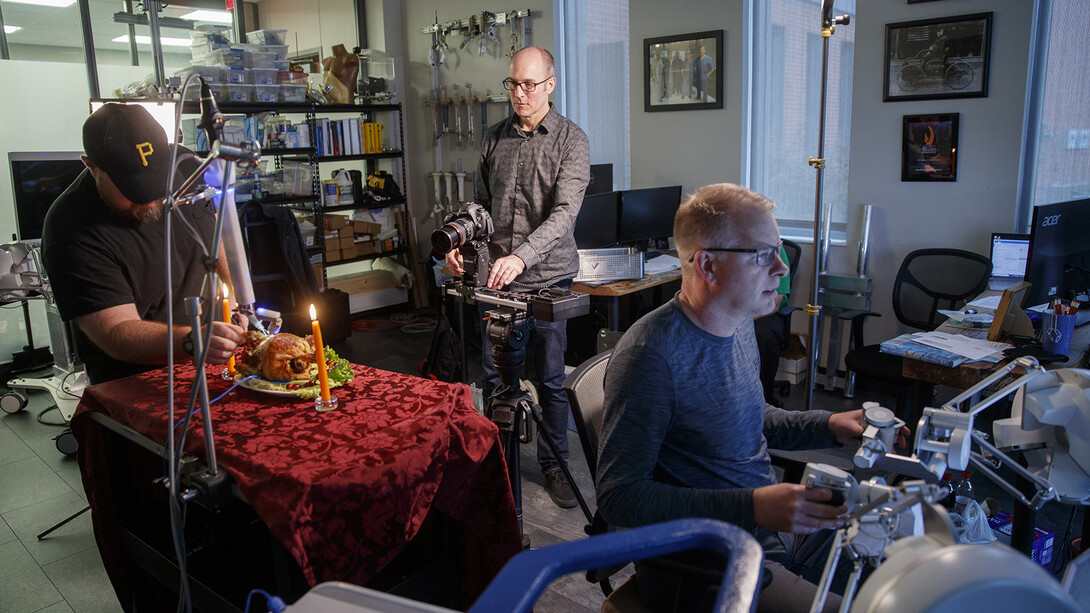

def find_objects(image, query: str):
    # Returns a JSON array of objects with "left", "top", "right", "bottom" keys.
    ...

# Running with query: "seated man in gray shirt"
[{"left": 596, "top": 183, "right": 885, "bottom": 612}]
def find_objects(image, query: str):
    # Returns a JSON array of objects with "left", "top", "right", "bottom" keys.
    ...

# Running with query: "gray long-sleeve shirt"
[
  {"left": 476, "top": 104, "right": 589, "bottom": 290},
  {"left": 595, "top": 297, "right": 837, "bottom": 532}
]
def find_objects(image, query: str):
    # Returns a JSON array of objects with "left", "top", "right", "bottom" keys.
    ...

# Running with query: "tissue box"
[{"left": 987, "top": 510, "right": 1054, "bottom": 566}]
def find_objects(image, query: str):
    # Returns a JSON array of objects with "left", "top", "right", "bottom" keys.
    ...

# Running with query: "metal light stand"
[
  {"left": 804, "top": 2, "right": 851, "bottom": 412},
  {"left": 483, "top": 307, "right": 592, "bottom": 545}
]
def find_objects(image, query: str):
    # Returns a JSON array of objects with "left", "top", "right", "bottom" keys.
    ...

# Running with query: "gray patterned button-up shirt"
[{"left": 476, "top": 104, "right": 590, "bottom": 290}]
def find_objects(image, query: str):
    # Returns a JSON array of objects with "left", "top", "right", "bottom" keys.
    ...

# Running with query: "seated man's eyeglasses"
[
  {"left": 501, "top": 77, "right": 552, "bottom": 93},
  {"left": 688, "top": 241, "right": 784, "bottom": 266}
]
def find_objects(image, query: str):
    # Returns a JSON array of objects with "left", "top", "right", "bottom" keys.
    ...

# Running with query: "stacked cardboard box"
[
  {"left": 321, "top": 214, "right": 356, "bottom": 261},
  {"left": 777, "top": 333, "right": 809, "bottom": 385}
]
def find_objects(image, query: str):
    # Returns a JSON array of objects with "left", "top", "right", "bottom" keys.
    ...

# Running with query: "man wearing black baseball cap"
[{"left": 41, "top": 103, "right": 245, "bottom": 384}]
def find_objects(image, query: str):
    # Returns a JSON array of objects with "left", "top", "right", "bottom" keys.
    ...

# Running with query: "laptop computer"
[{"left": 988, "top": 232, "right": 1030, "bottom": 291}]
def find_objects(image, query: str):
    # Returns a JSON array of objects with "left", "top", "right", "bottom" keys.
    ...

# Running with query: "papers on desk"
[
  {"left": 967, "top": 295, "right": 1004, "bottom": 310},
  {"left": 880, "top": 331, "right": 1010, "bottom": 367},
  {"left": 644, "top": 254, "right": 681, "bottom": 274}
]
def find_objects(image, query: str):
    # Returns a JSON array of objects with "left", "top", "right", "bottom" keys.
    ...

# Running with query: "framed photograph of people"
[
  {"left": 902, "top": 113, "right": 959, "bottom": 181},
  {"left": 884, "top": 13, "right": 991, "bottom": 102},
  {"left": 643, "top": 30, "right": 723, "bottom": 112}
]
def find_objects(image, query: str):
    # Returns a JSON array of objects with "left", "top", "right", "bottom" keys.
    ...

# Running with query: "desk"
[
  {"left": 71, "top": 363, "right": 522, "bottom": 610},
  {"left": 573, "top": 268, "right": 682, "bottom": 331}
]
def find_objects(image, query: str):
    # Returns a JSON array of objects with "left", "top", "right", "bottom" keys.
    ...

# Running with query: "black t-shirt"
[{"left": 41, "top": 170, "right": 217, "bottom": 384}]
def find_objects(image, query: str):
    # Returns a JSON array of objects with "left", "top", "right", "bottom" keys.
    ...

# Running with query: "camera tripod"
[{"left": 483, "top": 308, "right": 592, "bottom": 542}]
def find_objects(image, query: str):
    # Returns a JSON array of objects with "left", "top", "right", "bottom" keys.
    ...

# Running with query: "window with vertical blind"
[
  {"left": 1018, "top": 0, "right": 1090, "bottom": 221},
  {"left": 748, "top": 0, "right": 856, "bottom": 233}
]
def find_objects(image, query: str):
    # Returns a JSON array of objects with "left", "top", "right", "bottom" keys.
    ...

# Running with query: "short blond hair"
[{"left": 673, "top": 183, "right": 775, "bottom": 260}]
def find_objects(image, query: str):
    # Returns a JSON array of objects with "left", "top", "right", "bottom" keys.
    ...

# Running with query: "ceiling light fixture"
[
  {"left": 180, "top": 10, "right": 233, "bottom": 24},
  {"left": 5, "top": 0, "right": 76, "bottom": 7},
  {"left": 112, "top": 34, "right": 192, "bottom": 47},
  {"left": 5, "top": 25, "right": 23, "bottom": 34}
]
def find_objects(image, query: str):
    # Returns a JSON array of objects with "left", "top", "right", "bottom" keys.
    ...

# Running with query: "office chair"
[
  {"left": 756, "top": 239, "right": 803, "bottom": 405},
  {"left": 842, "top": 248, "right": 991, "bottom": 422}
]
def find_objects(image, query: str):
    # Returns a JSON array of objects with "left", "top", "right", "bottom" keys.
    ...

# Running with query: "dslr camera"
[{"left": 432, "top": 202, "right": 493, "bottom": 287}]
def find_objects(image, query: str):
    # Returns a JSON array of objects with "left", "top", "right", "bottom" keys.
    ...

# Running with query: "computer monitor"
[
  {"left": 574, "top": 191, "right": 620, "bottom": 248},
  {"left": 587, "top": 163, "right": 614, "bottom": 195},
  {"left": 617, "top": 185, "right": 683, "bottom": 247},
  {"left": 1025, "top": 197, "right": 1090, "bottom": 308},
  {"left": 9, "top": 152, "right": 86, "bottom": 242}
]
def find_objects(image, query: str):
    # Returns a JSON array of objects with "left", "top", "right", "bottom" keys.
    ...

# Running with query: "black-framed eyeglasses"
[
  {"left": 688, "top": 241, "right": 783, "bottom": 266},
  {"left": 501, "top": 77, "right": 552, "bottom": 93}
]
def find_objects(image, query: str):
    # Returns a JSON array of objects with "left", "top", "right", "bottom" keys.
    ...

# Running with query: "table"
[
  {"left": 71, "top": 362, "right": 523, "bottom": 610},
  {"left": 572, "top": 268, "right": 682, "bottom": 331}
]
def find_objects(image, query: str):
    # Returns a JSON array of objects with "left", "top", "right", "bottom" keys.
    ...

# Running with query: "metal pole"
[
  {"left": 124, "top": 0, "right": 139, "bottom": 66},
  {"left": 0, "top": 2, "right": 10, "bottom": 60},
  {"left": 804, "top": 3, "right": 850, "bottom": 412},
  {"left": 77, "top": 0, "right": 100, "bottom": 99},
  {"left": 145, "top": 1, "right": 167, "bottom": 97}
]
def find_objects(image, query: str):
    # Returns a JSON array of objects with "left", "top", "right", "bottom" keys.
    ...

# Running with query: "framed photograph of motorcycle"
[
  {"left": 902, "top": 113, "right": 959, "bottom": 181},
  {"left": 643, "top": 30, "right": 723, "bottom": 112},
  {"left": 883, "top": 12, "right": 992, "bottom": 102}
]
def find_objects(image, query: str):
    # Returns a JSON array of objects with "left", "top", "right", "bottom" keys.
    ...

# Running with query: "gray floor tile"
[
  {"left": 32, "top": 602, "right": 75, "bottom": 613},
  {"left": 23, "top": 431, "right": 80, "bottom": 472},
  {"left": 41, "top": 548, "right": 123, "bottom": 613},
  {"left": 0, "top": 539, "right": 65, "bottom": 613},
  {"left": 0, "top": 457, "right": 74, "bottom": 515},
  {"left": 0, "top": 423, "right": 36, "bottom": 466},
  {"left": 56, "top": 466, "right": 88, "bottom": 502},
  {"left": 0, "top": 391, "right": 68, "bottom": 443},
  {"left": 0, "top": 515, "right": 15, "bottom": 545},
  {"left": 5, "top": 492, "right": 95, "bottom": 567}
]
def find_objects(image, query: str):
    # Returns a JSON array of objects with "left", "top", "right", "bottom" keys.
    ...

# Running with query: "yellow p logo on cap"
[{"left": 135, "top": 142, "right": 154, "bottom": 167}]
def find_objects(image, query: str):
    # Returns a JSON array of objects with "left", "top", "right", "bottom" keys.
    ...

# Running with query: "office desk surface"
[
  {"left": 71, "top": 363, "right": 522, "bottom": 606},
  {"left": 572, "top": 268, "right": 681, "bottom": 297}
]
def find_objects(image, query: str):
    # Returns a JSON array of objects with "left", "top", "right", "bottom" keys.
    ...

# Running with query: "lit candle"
[
  {"left": 222, "top": 284, "right": 235, "bottom": 374},
  {"left": 310, "top": 304, "right": 331, "bottom": 402}
]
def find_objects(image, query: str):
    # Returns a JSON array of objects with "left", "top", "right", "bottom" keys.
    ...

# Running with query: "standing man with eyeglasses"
[
  {"left": 444, "top": 46, "right": 589, "bottom": 509},
  {"left": 595, "top": 183, "right": 885, "bottom": 612}
]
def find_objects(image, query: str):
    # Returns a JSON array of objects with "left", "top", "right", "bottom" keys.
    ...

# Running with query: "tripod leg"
[
  {"left": 37, "top": 505, "right": 91, "bottom": 540},
  {"left": 525, "top": 400, "right": 593, "bottom": 523}
]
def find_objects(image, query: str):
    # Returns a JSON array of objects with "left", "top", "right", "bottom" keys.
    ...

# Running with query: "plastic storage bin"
[
  {"left": 223, "top": 66, "right": 249, "bottom": 84},
  {"left": 258, "top": 44, "right": 289, "bottom": 61},
  {"left": 254, "top": 84, "right": 279, "bottom": 103},
  {"left": 247, "top": 51, "right": 277, "bottom": 69},
  {"left": 181, "top": 82, "right": 223, "bottom": 101},
  {"left": 177, "top": 65, "right": 226, "bottom": 84},
  {"left": 279, "top": 84, "right": 307, "bottom": 102},
  {"left": 225, "top": 83, "right": 253, "bottom": 102},
  {"left": 208, "top": 48, "right": 246, "bottom": 68},
  {"left": 277, "top": 71, "right": 307, "bottom": 85},
  {"left": 190, "top": 39, "right": 229, "bottom": 60},
  {"left": 246, "top": 29, "right": 287, "bottom": 46},
  {"left": 281, "top": 161, "right": 313, "bottom": 196},
  {"left": 249, "top": 68, "right": 277, "bottom": 85}
]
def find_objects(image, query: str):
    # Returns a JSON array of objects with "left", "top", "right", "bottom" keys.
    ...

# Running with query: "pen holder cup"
[{"left": 1041, "top": 312, "right": 1077, "bottom": 357}]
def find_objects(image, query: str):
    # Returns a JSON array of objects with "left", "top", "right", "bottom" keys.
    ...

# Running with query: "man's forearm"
[{"left": 82, "top": 318, "right": 190, "bottom": 365}]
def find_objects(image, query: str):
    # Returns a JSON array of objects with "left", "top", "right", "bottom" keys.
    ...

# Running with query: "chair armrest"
[{"left": 837, "top": 310, "right": 881, "bottom": 349}]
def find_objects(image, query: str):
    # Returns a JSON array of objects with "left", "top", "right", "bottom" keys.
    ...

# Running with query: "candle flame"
[
  {"left": 222, "top": 283, "right": 229, "bottom": 299},
  {"left": 309, "top": 303, "right": 317, "bottom": 320}
]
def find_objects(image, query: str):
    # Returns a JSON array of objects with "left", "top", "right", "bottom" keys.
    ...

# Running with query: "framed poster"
[
  {"left": 644, "top": 30, "right": 723, "bottom": 112},
  {"left": 884, "top": 12, "right": 991, "bottom": 101},
  {"left": 902, "top": 113, "right": 959, "bottom": 181}
]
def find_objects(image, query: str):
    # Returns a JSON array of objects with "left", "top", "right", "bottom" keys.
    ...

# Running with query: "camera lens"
[{"left": 431, "top": 217, "right": 474, "bottom": 254}]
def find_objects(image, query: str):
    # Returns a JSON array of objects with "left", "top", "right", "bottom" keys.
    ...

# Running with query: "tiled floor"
[{"left": 1, "top": 307, "right": 1083, "bottom": 612}]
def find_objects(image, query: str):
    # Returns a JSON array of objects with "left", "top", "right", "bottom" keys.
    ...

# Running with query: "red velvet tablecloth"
[{"left": 71, "top": 362, "right": 522, "bottom": 606}]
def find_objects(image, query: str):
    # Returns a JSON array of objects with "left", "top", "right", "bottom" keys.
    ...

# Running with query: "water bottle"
[
  {"left": 953, "top": 471, "right": 974, "bottom": 515},
  {"left": 940, "top": 472, "right": 955, "bottom": 509}
]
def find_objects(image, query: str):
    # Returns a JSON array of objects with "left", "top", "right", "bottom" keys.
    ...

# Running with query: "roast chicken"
[{"left": 237, "top": 331, "right": 317, "bottom": 381}]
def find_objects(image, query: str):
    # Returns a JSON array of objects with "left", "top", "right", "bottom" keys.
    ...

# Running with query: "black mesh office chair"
[{"left": 842, "top": 248, "right": 992, "bottom": 421}]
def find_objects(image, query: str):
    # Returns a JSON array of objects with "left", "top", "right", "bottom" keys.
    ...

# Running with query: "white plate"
[{"left": 237, "top": 376, "right": 309, "bottom": 398}]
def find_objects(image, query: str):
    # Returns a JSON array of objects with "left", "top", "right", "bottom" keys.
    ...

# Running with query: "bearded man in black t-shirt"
[{"left": 41, "top": 103, "right": 245, "bottom": 384}]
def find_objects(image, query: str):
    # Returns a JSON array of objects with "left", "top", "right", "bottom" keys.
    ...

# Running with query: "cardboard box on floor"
[{"left": 326, "top": 270, "right": 397, "bottom": 295}]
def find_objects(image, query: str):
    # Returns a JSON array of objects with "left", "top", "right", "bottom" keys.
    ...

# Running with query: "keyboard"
[{"left": 988, "top": 277, "right": 1025, "bottom": 291}]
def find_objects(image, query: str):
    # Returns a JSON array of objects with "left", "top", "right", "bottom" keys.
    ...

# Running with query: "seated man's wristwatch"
[{"left": 182, "top": 330, "right": 194, "bottom": 355}]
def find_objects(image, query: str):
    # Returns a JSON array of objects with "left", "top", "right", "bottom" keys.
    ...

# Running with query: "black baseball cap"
[{"left": 83, "top": 103, "right": 171, "bottom": 204}]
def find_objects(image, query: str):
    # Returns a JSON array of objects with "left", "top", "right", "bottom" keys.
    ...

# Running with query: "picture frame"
[
  {"left": 987, "top": 281, "right": 1034, "bottom": 342},
  {"left": 884, "top": 12, "right": 991, "bottom": 102},
  {"left": 902, "top": 113, "right": 959, "bottom": 181},
  {"left": 644, "top": 30, "right": 723, "bottom": 112}
]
